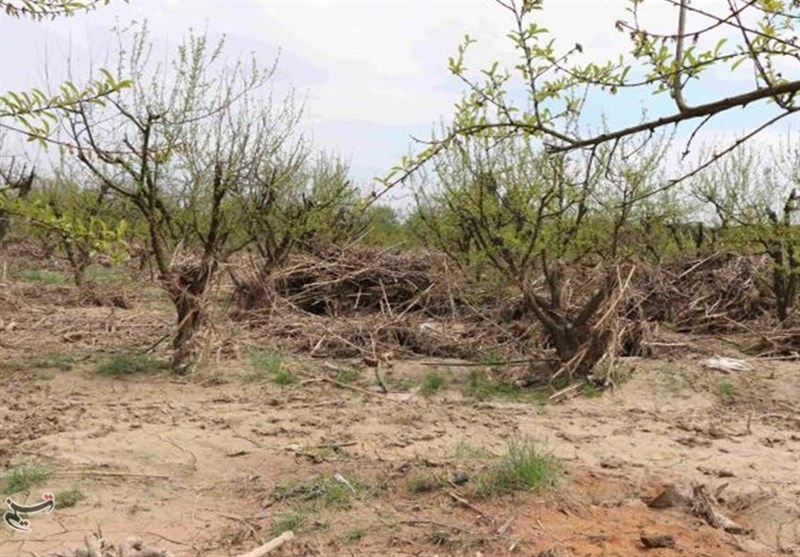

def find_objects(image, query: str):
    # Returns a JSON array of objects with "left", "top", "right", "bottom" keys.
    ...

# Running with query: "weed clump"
[
  {"left": 472, "top": 437, "right": 560, "bottom": 498},
  {"left": 420, "top": 371, "right": 446, "bottom": 396},
  {"left": 1, "top": 463, "right": 50, "bottom": 495},
  {"left": 246, "top": 350, "right": 297, "bottom": 384},
  {"left": 97, "top": 354, "right": 168, "bottom": 376}
]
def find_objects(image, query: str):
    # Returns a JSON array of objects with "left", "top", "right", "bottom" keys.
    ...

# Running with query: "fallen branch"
[
  {"left": 548, "top": 382, "right": 582, "bottom": 403},
  {"left": 52, "top": 471, "right": 170, "bottom": 480},
  {"left": 235, "top": 531, "right": 295, "bottom": 557},
  {"left": 690, "top": 484, "right": 753, "bottom": 535},
  {"left": 447, "top": 490, "right": 494, "bottom": 523},
  {"left": 401, "top": 519, "right": 473, "bottom": 535}
]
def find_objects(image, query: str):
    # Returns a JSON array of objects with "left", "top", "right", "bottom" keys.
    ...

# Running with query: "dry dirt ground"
[{"left": 0, "top": 275, "right": 798, "bottom": 557}]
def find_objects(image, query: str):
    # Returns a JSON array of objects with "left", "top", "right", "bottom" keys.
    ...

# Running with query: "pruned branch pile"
[
  {"left": 627, "top": 253, "right": 776, "bottom": 332},
  {"left": 229, "top": 247, "right": 796, "bottom": 364},
  {"left": 231, "top": 247, "right": 453, "bottom": 319}
]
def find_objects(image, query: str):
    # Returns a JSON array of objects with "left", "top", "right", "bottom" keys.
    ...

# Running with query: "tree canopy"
[
  {"left": 384, "top": 0, "right": 799, "bottom": 193},
  {"left": 0, "top": 0, "right": 128, "bottom": 143},
  {"left": 1, "top": 0, "right": 111, "bottom": 20}
]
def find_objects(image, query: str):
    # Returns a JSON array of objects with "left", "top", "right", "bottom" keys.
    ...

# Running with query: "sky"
[{"left": 1, "top": 0, "right": 797, "bottom": 201}]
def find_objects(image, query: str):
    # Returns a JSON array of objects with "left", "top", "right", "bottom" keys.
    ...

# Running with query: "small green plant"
[
  {"left": 343, "top": 526, "right": 368, "bottom": 543},
  {"left": 1, "top": 463, "right": 50, "bottom": 495},
  {"left": 472, "top": 437, "right": 559, "bottom": 498},
  {"left": 54, "top": 485, "right": 84, "bottom": 508},
  {"left": 464, "top": 369, "right": 493, "bottom": 400},
  {"left": 420, "top": 372, "right": 445, "bottom": 396},
  {"left": 463, "top": 369, "right": 520, "bottom": 400},
  {"left": 248, "top": 350, "right": 282, "bottom": 373},
  {"left": 270, "top": 510, "right": 306, "bottom": 537},
  {"left": 321, "top": 480, "right": 352, "bottom": 508},
  {"left": 246, "top": 350, "right": 295, "bottom": 384},
  {"left": 717, "top": 381, "right": 737, "bottom": 397},
  {"left": 581, "top": 383, "right": 602, "bottom": 398},
  {"left": 270, "top": 475, "right": 362, "bottom": 510},
  {"left": 97, "top": 354, "right": 168, "bottom": 376},
  {"left": 336, "top": 367, "right": 360, "bottom": 383},
  {"left": 15, "top": 269, "right": 68, "bottom": 284},
  {"left": 273, "top": 369, "right": 297, "bottom": 385}
]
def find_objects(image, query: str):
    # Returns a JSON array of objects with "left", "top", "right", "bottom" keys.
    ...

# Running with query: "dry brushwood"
[
  {"left": 231, "top": 246, "right": 451, "bottom": 319},
  {"left": 742, "top": 327, "right": 800, "bottom": 359},
  {"left": 227, "top": 247, "right": 794, "bottom": 375},
  {"left": 230, "top": 246, "right": 538, "bottom": 361},
  {"left": 627, "top": 253, "right": 776, "bottom": 333}
]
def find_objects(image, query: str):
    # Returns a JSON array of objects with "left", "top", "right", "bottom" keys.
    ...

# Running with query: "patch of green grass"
[
  {"left": 420, "top": 372, "right": 446, "bottom": 396},
  {"left": 336, "top": 367, "right": 361, "bottom": 383},
  {"left": 3, "top": 353, "right": 76, "bottom": 375},
  {"left": 472, "top": 437, "right": 560, "bottom": 498},
  {"left": 343, "top": 526, "right": 368, "bottom": 543},
  {"left": 452, "top": 441, "right": 493, "bottom": 460},
  {"left": 717, "top": 380, "right": 737, "bottom": 397},
  {"left": 85, "top": 265, "right": 128, "bottom": 282},
  {"left": 245, "top": 350, "right": 296, "bottom": 384},
  {"left": 463, "top": 369, "right": 521, "bottom": 401},
  {"left": 405, "top": 472, "right": 442, "bottom": 494},
  {"left": 270, "top": 510, "right": 306, "bottom": 537},
  {"left": 248, "top": 350, "right": 282, "bottom": 373},
  {"left": 322, "top": 480, "right": 353, "bottom": 508},
  {"left": 273, "top": 369, "right": 297, "bottom": 385},
  {"left": 581, "top": 383, "right": 602, "bottom": 398},
  {"left": 1, "top": 463, "right": 50, "bottom": 496},
  {"left": 31, "top": 354, "right": 75, "bottom": 371},
  {"left": 270, "top": 474, "right": 364, "bottom": 510},
  {"left": 15, "top": 269, "right": 68, "bottom": 284},
  {"left": 97, "top": 354, "right": 169, "bottom": 376},
  {"left": 54, "top": 485, "right": 85, "bottom": 508},
  {"left": 550, "top": 375, "right": 572, "bottom": 391}
]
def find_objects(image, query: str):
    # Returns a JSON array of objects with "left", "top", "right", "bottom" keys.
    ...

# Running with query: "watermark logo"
[{"left": 3, "top": 493, "right": 55, "bottom": 532}]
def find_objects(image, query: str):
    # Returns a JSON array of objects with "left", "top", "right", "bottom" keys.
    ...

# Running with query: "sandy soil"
[{"left": 0, "top": 279, "right": 798, "bottom": 557}]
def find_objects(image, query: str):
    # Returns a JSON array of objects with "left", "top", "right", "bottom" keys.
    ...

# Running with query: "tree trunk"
[
  {"left": 524, "top": 269, "right": 617, "bottom": 380},
  {"left": 165, "top": 260, "right": 216, "bottom": 375},
  {"left": 63, "top": 240, "right": 90, "bottom": 288},
  {"left": 773, "top": 263, "right": 797, "bottom": 324},
  {"left": 73, "top": 263, "right": 87, "bottom": 288}
]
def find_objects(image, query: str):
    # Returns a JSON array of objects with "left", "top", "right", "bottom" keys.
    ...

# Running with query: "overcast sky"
[{"left": 1, "top": 0, "right": 796, "bottom": 196}]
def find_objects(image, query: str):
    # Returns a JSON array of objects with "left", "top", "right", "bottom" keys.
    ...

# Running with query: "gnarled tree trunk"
[
  {"left": 523, "top": 264, "right": 619, "bottom": 381},
  {"left": 165, "top": 258, "right": 216, "bottom": 375}
]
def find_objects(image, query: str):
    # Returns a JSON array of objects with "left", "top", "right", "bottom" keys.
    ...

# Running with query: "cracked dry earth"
[{"left": 0, "top": 351, "right": 798, "bottom": 557}]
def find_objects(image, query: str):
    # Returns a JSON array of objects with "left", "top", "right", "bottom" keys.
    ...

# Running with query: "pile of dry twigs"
[
  {"left": 627, "top": 253, "right": 774, "bottom": 332},
  {"left": 227, "top": 247, "right": 532, "bottom": 360},
  {"left": 225, "top": 248, "right": 797, "bottom": 366}
]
